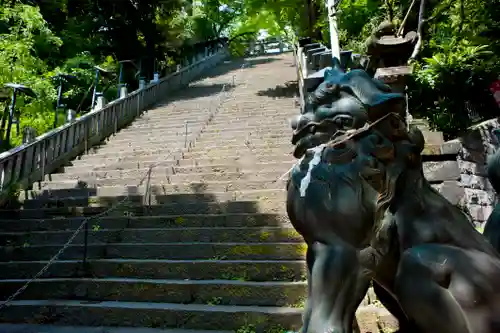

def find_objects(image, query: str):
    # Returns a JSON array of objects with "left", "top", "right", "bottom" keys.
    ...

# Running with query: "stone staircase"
[{"left": 0, "top": 54, "right": 395, "bottom": 333}]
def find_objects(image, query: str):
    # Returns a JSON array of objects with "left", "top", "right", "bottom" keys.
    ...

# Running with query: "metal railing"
[{"left": 0, "top": 47, "right": 229, "bottom": 199}]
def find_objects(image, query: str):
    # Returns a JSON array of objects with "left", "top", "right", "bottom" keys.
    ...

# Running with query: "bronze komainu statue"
[
  {"left": 288, "top": 67, "right": 500, "bottom": 333},
  {"left": 484, "top": 129, "right": 500, "bottom": 252}
]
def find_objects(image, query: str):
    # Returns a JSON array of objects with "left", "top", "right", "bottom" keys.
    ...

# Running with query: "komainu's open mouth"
[{"left": 291, "top": 115, "right": 359, "bottom": 158}]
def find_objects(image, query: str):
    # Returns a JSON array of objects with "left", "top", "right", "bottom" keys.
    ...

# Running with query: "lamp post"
[
  {"left": 91, "top": 66, "right": 112, "bottom": 111},
  {"left": 326, "top": 0, "right": 344, "bottom": 68},
  {"left": 117, "top": 59, "right": 139, "bottom": 99},
  {"left": 52, "top": 73, "right": 77, "bottom": 128},
  {"left": 137, "top": 57, "right": 146, "bottom": 89},
  {"left": 2, "top": 83, "right": 36, "bottom": 147}
]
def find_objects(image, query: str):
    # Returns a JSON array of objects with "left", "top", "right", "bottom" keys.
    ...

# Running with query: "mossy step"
[
  {"left": 0, "top": 242, "right": 306, "bottom": 261},
  {"left": 0, "top": 259, "right": 307, "bottom": 281},
  {"left": 38, "top": 176, "right": 287, "bottom": 190},
  {"left": 0, "top": 259, "right": 306, "bottom": 281},
  {"left": 0, "top": 300, "right": 397, "bottom": 333},
  {"left": 21, "top": 189, "right": 286, "bottom": 209},
  {"left": 0, "top": 200, "right": 286, "bottom": 219},
  {"left": 0, "top": 278, "right": 307, "bottom": 307},
  {"left": 0, "top": 323, "right": 233, "bottom": 333},
  {"left": 0, "top": 213, "right": 290, "bottom": 232},
  {"left": 0, "top": 227, "right": 301, "bottom": 246}
]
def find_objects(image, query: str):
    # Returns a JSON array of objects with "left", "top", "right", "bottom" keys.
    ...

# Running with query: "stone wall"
[
  {"left": 456, "top": 118, "right": 500, "bottom": 226},
  {"left": 419, "top": 118, "right": 500, "bottom": 227}
]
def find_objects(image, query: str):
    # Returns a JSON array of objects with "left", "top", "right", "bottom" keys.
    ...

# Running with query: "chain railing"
[
  {"left": 0, "top": 47, "right": 229, "bottom": 203},
  {"left": 0, "top": 57, "right": 250, "bottom": 311}
]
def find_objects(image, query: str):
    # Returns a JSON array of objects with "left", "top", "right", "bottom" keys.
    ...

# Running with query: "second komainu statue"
[{"left": 288, "top": 66, "right": 500, "bottom": 333}]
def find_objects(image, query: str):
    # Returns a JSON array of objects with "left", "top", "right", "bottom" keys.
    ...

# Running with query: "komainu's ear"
[{"left": 407, "top": 125, "right": 425, "bottom": 154}]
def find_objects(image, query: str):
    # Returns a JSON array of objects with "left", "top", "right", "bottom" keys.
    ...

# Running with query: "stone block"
[
  {"left": 423, "top": 161, "right": 460, "bottom": 182},
  {"left": 460, "top": 128, "right": 484, "bottom": 152},
  {"left": 410, "top": 118, "right": 430, "bottom": 130},
  {"left": 422, "top": 144, "right": 442, "bottom": 156},
  {"left": 433, "top": 181, "right": 465, "bottom": 205},
  {"left": 356, "top": 305, "right": 398, "bottom": 333},
  {"left": 457, "top": 160, "right": 487, "bottom": 176},
  {"left": 441, "top": 139, "right": 461, "bottom": 155},
  {"left": 459, "top": 148, "right": 487, "bottom": 164},
  {"left": 468, "top": 204, "right": 494, "bottom": 222},
  {"left": 460, "top": 174, "right": 493, "bottom": 191},
  {"left": 464, "top": 188, "right": 495, "bottom": 206},
  {"left": 421, "top": 130, "right": 444, "bottom": 146}
]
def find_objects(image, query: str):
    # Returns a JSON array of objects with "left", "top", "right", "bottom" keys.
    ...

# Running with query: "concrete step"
[
  {"left": 0, "top": 259, "right": 305, "bottom": 281},
  {"left": 108, "top": 125, "right": 291, "bottom": 139},
  {"left": 0, "top": 300, "right": 396, "bottom": 332},
  {"left": 65, "top": 155, "right": 295, "bottom": 170},
  {"left": 191, "top": 139, "right": 292, "bottom": 150},
  {"left": 71, "top": 153, "right": 182, "bottom": 167},
  {"left": 107, "top": 129, "right": 291, "bottom": 142},
  {"left": 46, "top": 167, "right": 287, "bottom": 182},
  {"left": 130, "top": 117, "right": 292, "bottom": 128},
  {"left": 138, "top": 110, "right": 294, "bottom": 120},
  {"left": 78, "top": 148, "right": 182, "bottom": 161},
  {"left": 0, "top": 324, "right": 232, "bottom": 333},
  {"left": 0, "top": 226, "right": 301, "bottom": 246},
  {"left": 0, "top": 242, "right": 305, "bottom": 261},
  {"left": 0, "top": 213, "right": 290, "bottom": 232},
  {"left": 67, "top": 146, "right": 293, "bottom": 167},
  {"left": 77, "top": 144, "right": 292, "bottom": 163},
  {"left": 41, "top": 171, "right": 286, "bottom": 186},
  {"left": 82, "top": 139, "right": 292, "bottom": 158},
  {"left": 126, "top": 122, "right": 291, "bottom": 132},
  {"left": 25, "top": 189, "right": 285, "bottom": 204},
  {"left": 34, "top": 179, "right": 287, "bottom": 195},
  {"left": 59, "top": 161, "right": 293, "bottom": 175},
  {"left": 95, "top": 142, "right": 293, "bottom": 155},
  {"left": 119, "top": 119, "right": 206, "bottom": 130},
  {"left": 0, "top": 278, "right": 307, "bottom": 307},
  {"left": 188, "top": 143, "right": 293, "bottom": 154},
  {"left": 182, "top": 150, "right": 292, "bottom": 160},
  {"left": 0, "top": 200, "right": 286, "bottom": 219}
]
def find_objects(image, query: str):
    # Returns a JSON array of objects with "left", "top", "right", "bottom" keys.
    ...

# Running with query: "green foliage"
[
  {"left": 409, "top": 40, "right": 499, "bottom": 138},
  {"left": 312, "top": 0, "right": 500, "bottom": 138},
  {"left": 0, "top": 3, "right": 61, "bottom": 147},
  {"left": 0, "top": 0, "right": 207, "bottom": 150},
  {"left": 337, "top": 0, "right": 385, "bottom": 52},
  {"left": 406, "top": 0, "right": 500, "bottom": 138}
]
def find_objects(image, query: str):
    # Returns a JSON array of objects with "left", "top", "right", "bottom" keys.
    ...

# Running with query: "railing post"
[
  {"left": 139, "top": 79, "right": 146, "bottom": 90},
  {"left": 66, "top": 109, "right": 76, "bottom": 123},
  {"left": 93, "top": 93, "right": 106, "bottom": 112}
]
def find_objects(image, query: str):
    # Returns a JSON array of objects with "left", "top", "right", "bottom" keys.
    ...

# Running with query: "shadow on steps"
[{"left": 256, "top": 81, "right": 299, "bottom": 99}]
